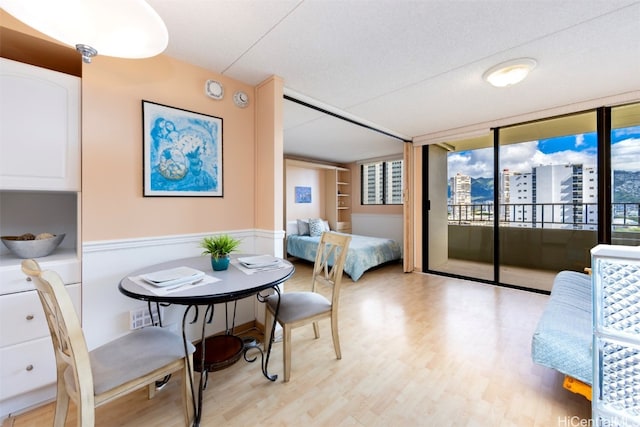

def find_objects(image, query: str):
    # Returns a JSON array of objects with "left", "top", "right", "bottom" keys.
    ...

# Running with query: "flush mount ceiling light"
[
  {"left": 483, "top": 58, "right": 537, "bottom": 87},
  {"left": 0, "top": 0, "right": 168, "bottom": 63}
]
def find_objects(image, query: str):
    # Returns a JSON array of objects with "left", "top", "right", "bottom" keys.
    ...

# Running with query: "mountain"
[
  {"left": 448, "top": 171, "right": 639, "bottom": 204},
  {"left": 471, "top": 177, "right": 494, "bottom": 203},
  {"left": 614, "top": 170, "right": 640, "bottom": 203},
  {"left": 447, "top": 177, "right": 494, "bottom": 203}
]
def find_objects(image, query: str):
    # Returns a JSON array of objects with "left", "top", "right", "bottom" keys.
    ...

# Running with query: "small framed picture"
[
  {"left": 295, "top": 186, "right": 312, "bottom": 203},
  {"left": 142, "top": 100, "right": 223, "bottom": 197}
]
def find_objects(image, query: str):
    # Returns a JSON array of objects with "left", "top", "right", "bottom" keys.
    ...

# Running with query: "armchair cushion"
[
  {"left": 272, "top": 292, "right": 331, "bottom": 323},
  {"left": 65, "top": 327, "right": 195, "bottom": 395}
]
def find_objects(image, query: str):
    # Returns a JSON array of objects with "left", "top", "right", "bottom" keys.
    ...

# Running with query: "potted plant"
[{"left": 200, "top": 234, "right": 241, "bottom": 271}]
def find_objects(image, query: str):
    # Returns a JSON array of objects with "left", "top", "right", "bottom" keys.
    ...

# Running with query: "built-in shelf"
[
  {"left": 0, "top": 191, "right": 80, "bottom": 264},
  {"left": 0, "top": 249, "right": 79, "bottom": 269},
  {"left": 284, "top": 158, "right": 351, "bottom": 234},
  {"left": 326, "top": 167, "right": 351, "bottom": 233}
]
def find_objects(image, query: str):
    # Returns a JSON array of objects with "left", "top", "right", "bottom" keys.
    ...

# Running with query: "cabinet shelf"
[
  {"left": 0, "top": 191, "right": 79, "bottom": 269},
  {"left": 0, "top": 248, "right": 79, "bottom": 268},
  {"left": 325, "top": 167, "right": 351, "bottom": 233}
]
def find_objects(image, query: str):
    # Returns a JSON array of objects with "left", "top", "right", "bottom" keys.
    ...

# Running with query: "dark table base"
[{"left": 193, "top": 334, "right": 244, "bottom": 372}]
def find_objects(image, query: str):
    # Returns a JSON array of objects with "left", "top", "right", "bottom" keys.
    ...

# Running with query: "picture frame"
[
  {"left": 142, "top": 100, "right": 223, "bottom": 197},
  {"left": 295, "top": 186, "right": 312, "bottom": 203}
]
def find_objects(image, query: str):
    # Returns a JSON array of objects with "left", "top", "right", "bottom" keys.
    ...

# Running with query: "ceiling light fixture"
[
  {"left": 483, "top": 58, "right": 537, "bottom": 88},
  {"left": 0, "top": 0, "right": 168, "bottom": 63}
]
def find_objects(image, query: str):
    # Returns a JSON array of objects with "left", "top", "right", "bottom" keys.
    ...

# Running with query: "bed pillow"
[
  {"left": 286, "top": 221, "right": 299, "bottom": 236},
  {"left": 309, "top": 218, "right": 325, "bottom": 237},
  {"left": 323, "top": 220, "right": 331, "bottom": 231},
  {"left": 297, "top": 219, "right": 310, "bottom": 236}
]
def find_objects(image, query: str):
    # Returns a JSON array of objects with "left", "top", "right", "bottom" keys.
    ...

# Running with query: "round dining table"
[{"left": 119, "top": 254, "right": 295, "bottom": 427}]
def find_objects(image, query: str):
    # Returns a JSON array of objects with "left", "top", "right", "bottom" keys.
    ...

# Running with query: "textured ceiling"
[{"left": 149, "top": 0, "right": 640, "bottom": 163}]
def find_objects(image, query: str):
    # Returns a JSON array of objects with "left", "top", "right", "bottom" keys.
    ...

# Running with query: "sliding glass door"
[
  {"left": 427, "top": 133, "right": 495, "bottom": 283},
  {"left": 498, "top": 112, "right": 597, "bottom": 291},
  {"left": 423, "top": 103, "right": 640, "bottom": 292},
  {"left": 611, "top": 103, "right": 640, "bottom": 246}
]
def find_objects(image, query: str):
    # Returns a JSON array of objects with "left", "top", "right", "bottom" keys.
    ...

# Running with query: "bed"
[
  {"left": 531, "top": 270, "right": 592, "bottom": 398},
  {"left": 285, "top": 220, "right": 402, "bottom": 281}
]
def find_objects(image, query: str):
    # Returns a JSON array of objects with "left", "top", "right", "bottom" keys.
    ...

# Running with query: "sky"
[{"left": 447, "top": 125, "right": 640, "bottom": 179}]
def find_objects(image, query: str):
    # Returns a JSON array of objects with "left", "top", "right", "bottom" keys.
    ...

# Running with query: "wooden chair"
[
  {"left": 21, "top": 259, "right": 195, "bottom": 427},
  {"left": 265, "top": 232, "right": 351, "bottom": 382}
]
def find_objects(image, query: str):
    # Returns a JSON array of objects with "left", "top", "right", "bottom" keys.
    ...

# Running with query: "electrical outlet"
[{"left": 129, "top": 305, "right": 161, "bottom": 330}]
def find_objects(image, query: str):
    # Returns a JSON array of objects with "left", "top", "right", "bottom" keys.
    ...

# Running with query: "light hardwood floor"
[
  {"left": 3, "top": 261, "right": 590, "bottom": 426},
  {"left": 430, "top": 259, "right": 559, "bottom": 293}
]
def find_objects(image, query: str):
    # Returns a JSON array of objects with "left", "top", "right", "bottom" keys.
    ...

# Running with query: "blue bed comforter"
[
  {"left": 531, "top": 270, "right": 592, "bottom": 384},
  {"left": 286, "top": 233, "right": 401, "bottom": 281}
]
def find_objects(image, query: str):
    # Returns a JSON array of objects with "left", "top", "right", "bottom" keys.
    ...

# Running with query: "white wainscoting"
[
  {"left": 351, "top": 213, "right": 403, "bottom": 251},
  {"left": 82, "top": 229, "right": 284, "bottom": 350},
  {"left": 0, "top": 229, "right": 284, "bottom": 420}
]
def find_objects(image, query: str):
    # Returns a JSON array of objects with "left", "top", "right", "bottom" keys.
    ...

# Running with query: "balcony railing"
[{"left": 448, "top": 202, "right": 640, "bottom": 230}]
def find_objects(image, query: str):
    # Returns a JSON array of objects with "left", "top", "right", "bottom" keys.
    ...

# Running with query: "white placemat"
[
  {"left": 128, "top": 274, "right": 220, "bottom": 295},
  {"left": 238, "top": 255, "right": 281, "bottom": 268},
  {"left": 231, "top": 258, "right": 289, "bottom": 275},
  {"left": 139, "top": 266, "right": 204, "bottom": 286}
]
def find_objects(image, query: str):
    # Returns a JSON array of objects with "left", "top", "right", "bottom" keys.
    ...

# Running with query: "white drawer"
[
  {"left": 0, "top": 257, "right": 80, "bottom": 295},
  {"left": 0, "top": 284, "right": 81, "bottom": 347},
  {"left": 0, "top": 336, "right": 56, "bottom": 401}
]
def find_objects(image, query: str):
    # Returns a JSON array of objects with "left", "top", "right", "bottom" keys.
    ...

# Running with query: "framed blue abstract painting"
[
  {"left": 143, "top": 100, "right": 223, "bottom": 197},
  {"left": 295, "top": 186, "right": 312, "bottom": 203}
]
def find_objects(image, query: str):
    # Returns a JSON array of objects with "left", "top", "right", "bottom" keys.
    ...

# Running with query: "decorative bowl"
[{"left": 1, "top": 234, "right": 66, "bottom": 259}]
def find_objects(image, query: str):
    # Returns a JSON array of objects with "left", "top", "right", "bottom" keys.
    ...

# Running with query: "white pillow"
[
  {"left": 323, "top": 220, "right": 330, "bottom": 231},
  {"left": 297, "top": 219, "right": 310, "bottom": 236},
  {"left": 286, "top": 221, "right": 299, "bottom": 236}
]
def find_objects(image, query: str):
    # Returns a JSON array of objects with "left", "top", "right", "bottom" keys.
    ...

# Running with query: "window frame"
[{"left": 360, "top": 158, "right": 404, "bottom": 205}]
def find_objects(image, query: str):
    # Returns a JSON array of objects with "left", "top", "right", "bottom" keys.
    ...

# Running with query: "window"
[
  {"left": 432, "top": 110, "right": 601, "bottom": 291},
  {"left": 611, "top": 103, "right": 640, "bottom": 246},
  {"left": 361, "top": 159, "right": 403, "bottom": 205}
]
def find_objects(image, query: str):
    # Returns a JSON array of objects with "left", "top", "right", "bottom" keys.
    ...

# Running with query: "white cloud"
[
  {"left": 534, "top": 149, "right": 596, "bottom": 169},
  {"left": 447, "top": 147, "right": 492, "bottom": 179},
  {"left": 500, "top": 141, "right": 539, "bottom": 174},
  {"left": 612, "top": 138, "right": 640, "bottom": 171},
  {"left": 449, "top": 136, "right": 635, "bottom": 178}
]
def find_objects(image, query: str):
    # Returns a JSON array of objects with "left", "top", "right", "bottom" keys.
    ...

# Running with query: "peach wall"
[
  {"left": 285, "top": 165, "right": 325, "bottom": 221},
  {"left": 255, "top": 77, "right": 284, "bottom": 231},
  {"left": 81, "top": 56, "right": 256, "bottom": 241},
  {"left": 0, "top": 10, "right": 268, "bottom": 242}
]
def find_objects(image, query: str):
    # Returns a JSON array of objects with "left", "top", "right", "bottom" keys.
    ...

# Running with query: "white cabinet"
[
  {"left": 0, "top": 58, "right": 81, "bottom": 265},
  {"left": 0, "top": 58, "right": 81, "bottom": 418},
  {"left": 0, "top": 285, "right": 81, "bottom": 402},
  {"left": 0, "top": 58, "right": 80, "bottom": 191}
]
